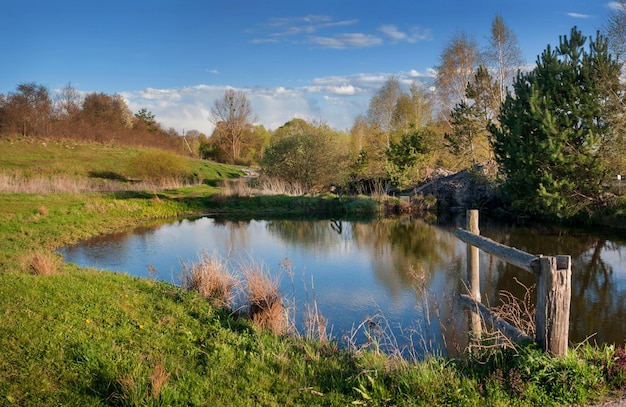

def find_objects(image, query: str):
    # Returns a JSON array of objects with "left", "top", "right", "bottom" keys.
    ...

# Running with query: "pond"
[{"left": 58, "top": 215, "right": 626, "bottom": 357}]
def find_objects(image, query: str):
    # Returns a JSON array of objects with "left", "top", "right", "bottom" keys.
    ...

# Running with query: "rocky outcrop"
[{"left": 412, "top": 162, "right": 500, "bottom": 212}]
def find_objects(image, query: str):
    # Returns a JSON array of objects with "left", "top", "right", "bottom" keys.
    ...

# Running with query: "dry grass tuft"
[
  {"left": 37, "top": 205, "right": 48, "bottom": 216},
  {"left": 222, "top": 176, "right": 306, "bottom": 197},
  {"left": 493, "top": 277, "right": 536, "bottom": 338},
  {"left": 150, "top": 362, "right": 170, "bottom": 400},
  {"left": 179, "top": 252, "right": 238, "bottom": 308},
  {"left": 303, "top": 303, "right": 328, "bottom": 343},
  {"left": 242, "top": 260, "right": 287, "bottom": 335},
  {"left": 23, "top": 251, "right": 59, "bottom": 276}
]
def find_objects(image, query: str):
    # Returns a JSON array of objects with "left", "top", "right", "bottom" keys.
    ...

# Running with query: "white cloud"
[
  {"left": 407, "top": 69, "right": 437, "bottom": 78},
  {"left": 121, "top": 70, "right": 436, "bottom": 135},
  {"left": 378, "top": 25, "right": 432, "bottom": 43},
  {"left": 250, "top": 15, "right": 431, "bottom": 49},
  {"left": 250, "top": 15, "right": 358, "bottom": 43},
  {"left": 309, "top": 33, "right": 383, "bottom": 49},
  {"left": 567, "top": 12, "right": 592, "bottom": 19}
]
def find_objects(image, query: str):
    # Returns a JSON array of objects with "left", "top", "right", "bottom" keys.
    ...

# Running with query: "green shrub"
[{"left": 129, "top": 150, "right": 190, "bottom": 183}]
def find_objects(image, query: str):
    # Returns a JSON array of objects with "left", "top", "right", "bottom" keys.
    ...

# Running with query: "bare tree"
[
  {"left": 56, "top": 82, "right": 82, "bottom": 119},
  {"left": 605, "top": 0, "right": 626, "bottom": 62},
  {"left": 0, "top": 82, "right": 53, "bottom": 137},
  {"left": 82, "top": 92, "right": 133, "bottom": 128},
  {"left": 434, "top": 31, "right": 482, "bottom": 122},
  {"left": 366, "top": 76, "right": 403, "bottom": 148},
  {"left": 209, "top": 89, "right": 257, "bottom": 162},
  {"left": 483, "top": 14, "right": 524, "bottom": 103}
]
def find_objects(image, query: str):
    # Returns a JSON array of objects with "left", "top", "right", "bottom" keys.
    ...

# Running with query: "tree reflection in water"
[{"left": 59, "top": 216, "right": 626, "bottom": 355}]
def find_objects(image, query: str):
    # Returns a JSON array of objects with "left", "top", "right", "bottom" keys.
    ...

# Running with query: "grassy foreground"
[{"left": 1, "top": 140, "right": 625, "bottom": 406}]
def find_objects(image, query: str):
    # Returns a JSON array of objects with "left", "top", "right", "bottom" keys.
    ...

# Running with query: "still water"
[{"left": 59, "top": 215, "right": 626, "bottom": 357}]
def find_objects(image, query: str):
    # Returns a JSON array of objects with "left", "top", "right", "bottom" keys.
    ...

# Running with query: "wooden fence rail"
[{"left": 454, "top": 210, "right": 572, "bottom": 356}]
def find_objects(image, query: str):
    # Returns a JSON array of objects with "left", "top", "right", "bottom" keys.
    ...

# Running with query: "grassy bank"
[{"left": 1, "top": 139, "right": 625, "bottom": 406}]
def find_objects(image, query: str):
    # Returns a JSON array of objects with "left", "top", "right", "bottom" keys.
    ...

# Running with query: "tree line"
[
  {"left": 202, "top": 14, "right": 528, "bottom": 194},
  {"left": 207, "top": 10, "right": 626, "bottom": 221},
  {"left": 3, "top": 7, "right": 626, "bottom": 221},
  {"left": 0, "top": 83, "right": 187, "bottom": 153}
]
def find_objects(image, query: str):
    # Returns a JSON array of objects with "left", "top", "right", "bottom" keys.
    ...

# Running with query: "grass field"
[{"left": 0, "top": 138, "right": 625, "bottom": 406}]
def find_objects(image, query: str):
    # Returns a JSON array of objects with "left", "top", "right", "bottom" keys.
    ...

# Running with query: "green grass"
[
  {"left": 0, "top": 137, "right": 243, "bottom": 183},
  {"left": 0, "top": 138, "right": 625, "bottom": 405}
]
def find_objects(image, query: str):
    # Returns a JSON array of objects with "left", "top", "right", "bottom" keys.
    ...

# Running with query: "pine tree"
[
  {"left": 490, "top": 27, "right": 622, "bottom": 219},
  {"left": 445, "top": 66, "right": 500, "bottom": 165}
]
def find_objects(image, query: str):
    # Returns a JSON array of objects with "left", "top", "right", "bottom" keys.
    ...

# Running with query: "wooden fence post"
[
  {"left": 535, "top": 255, "right": 572, "bottom": 356},
  {"left": 466, "top": 210, "right": 482, "bottom": 338}
]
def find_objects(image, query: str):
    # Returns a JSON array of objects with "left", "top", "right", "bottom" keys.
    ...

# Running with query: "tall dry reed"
[
  {"left": 0, "top": 171, "right": 193, "bottom": 194},
  {"left": 179, "top": 252, "right": 239, "bottom": 308},
  {"left": 241, "top": 259, "right": 287, "bottom": 335},
  {"left": 222, "top": 177, "right": 306, "bottom": 197}
]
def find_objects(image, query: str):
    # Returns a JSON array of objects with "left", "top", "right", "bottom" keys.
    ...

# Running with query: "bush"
[
  {"left": 129, "top": 150, "right": 189, "bottom": 184},
  {"left": 260, "top": 121, "right": 350, "bottom": 193}
]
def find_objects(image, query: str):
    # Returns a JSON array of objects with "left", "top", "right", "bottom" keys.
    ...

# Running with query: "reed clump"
[
  {"left": 179, "top": 252, "right": 238, "bottom": 308},
  {"left": 22, "top": 251, "right": 59, "bottom": 276},
  {"left": 179, "top": 253, "right": 288, "bottom": 335},
  {"left": 242, "top": 260, "right": 287, "bottom": 335}
]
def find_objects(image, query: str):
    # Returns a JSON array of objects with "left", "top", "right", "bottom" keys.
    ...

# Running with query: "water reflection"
[{"left": 58, "top": 216, "right": 626, "bottom": 355}]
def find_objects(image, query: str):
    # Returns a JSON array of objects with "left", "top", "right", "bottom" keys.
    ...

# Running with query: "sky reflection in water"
[{"left": 59, "top": 216, "right": 626, "bottom": 356}]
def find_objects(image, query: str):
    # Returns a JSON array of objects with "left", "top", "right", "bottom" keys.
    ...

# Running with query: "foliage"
[
  {"left": 0, "top": 82, "right": 53, "bottom": 137},
  {"left": 483, "top": 14, "right": 524, "bottom": 103},
  {"left": 351, "top": 78, "right": 439, "bottom": 189},
  {"left": 435, "top": 31, "right": 482, "bottom": 120},
  {"left": 0, "top": 82, "right": 188, "bottom": 153},
  {"left": 261, "top": 120, "right": 350, "bottom": 192},
  {"left": 208, "top": 89, "right": 257, "bottom": 163},
  {"left": 445, "top": 66, "right": 500, "bottom": 166},
  {"left": 0, "top": 173, "right": 623, "bottom": 405},
  {"left": 386, "top": 127, "right": 432, "bottom": 187},
  {"left": 490, "top": 27, "right": 623, "bottom": 219},
  {"left": 366, "top": 75, "right": 403, "bottom": 148},
  {"left": 134, "top": 107, "right": 158, "bottom": 132},
  {"left": 202, "top": 124, "right": 269, "bottom": 165}
]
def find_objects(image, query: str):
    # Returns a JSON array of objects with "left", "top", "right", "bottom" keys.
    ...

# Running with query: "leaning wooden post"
[
  {"left": 535, "top": 255, "right": 572, "bottom": 356},
  {"left": 466, "top": 210, "right": 482, "bottom": 338}
]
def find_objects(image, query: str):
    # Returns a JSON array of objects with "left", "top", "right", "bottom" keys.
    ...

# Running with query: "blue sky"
[{"left": 0, "top": 0, "right": 613, "bottom": 135}]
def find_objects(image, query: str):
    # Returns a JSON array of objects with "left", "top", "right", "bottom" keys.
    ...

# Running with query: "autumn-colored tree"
[
  {"left": 435, "top": 31, "right": 482, "bottom": 122},
  {"left": 0, "top": 82, "right": 53, "bottom": 137},
  {"left": 82, "top": 93, "right": 133, "bottom": 128}
]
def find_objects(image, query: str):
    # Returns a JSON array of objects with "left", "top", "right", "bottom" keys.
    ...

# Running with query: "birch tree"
[
  {"left": 435, "top": 31, "right": 482, "bottom": 122},
  {"left": 483, "top": 14, "right": 524, "bottom": 102}
]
